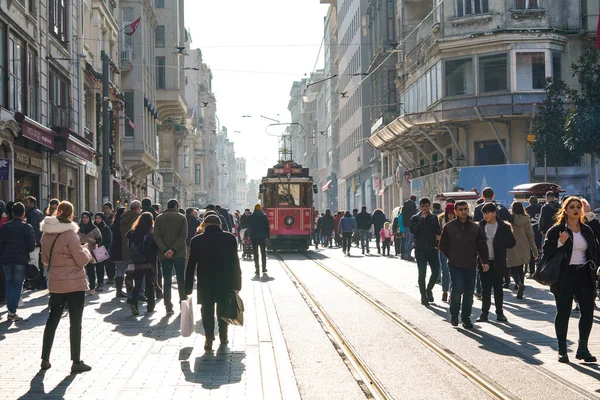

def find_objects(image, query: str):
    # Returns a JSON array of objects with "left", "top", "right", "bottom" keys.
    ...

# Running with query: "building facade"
[{"left": 235, "top": 157, "right": 247, "bottom": 212}]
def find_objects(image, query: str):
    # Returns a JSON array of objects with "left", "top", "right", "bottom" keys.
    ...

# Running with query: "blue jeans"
[
  {"left": 3, "top": 264, "right": 26, "bottom": 314},
  {"left": 404, "top": 231, "right": 414, "bottom": 257},
  {"left": 359, "top": 229, "right": 370, "bottom": 251},
  {"left": 448, "top": 266, "right": 476, "bottom": 322},
  {"left": 439, "top": 253, "right": 451, "bottom": 292},
  {"left": 161, "top": 258, "right": 186, "bottom": 312}
]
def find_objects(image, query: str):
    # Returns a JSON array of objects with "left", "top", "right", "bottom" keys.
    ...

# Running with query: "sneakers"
[
  {"left": 7, "top": 313, "right": 24, "bottom": 322},
  {"left": 40, "top": 360, "right": 51, "bottom": 370},
  {"left": 71, "top": 361, "right": 92, "bottom": 373},
  {"left": 88, "top": 289, "right": 96, "bottom": 296}
]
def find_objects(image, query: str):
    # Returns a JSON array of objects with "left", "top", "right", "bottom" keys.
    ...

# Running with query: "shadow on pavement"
[
  {"left": 17, "top": 371, "right": 76, "bottom": 400},
  {"left": 180, "top": 350, "right": 245, "bottom": 389},
  {"left": 566, "top": 362, "right": 600, "bottom": 390}
]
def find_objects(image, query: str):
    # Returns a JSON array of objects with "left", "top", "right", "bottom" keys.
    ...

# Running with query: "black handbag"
[
  {"left": 533, "top": 251, "right": 567, "bottom": 286},
  {"left": 221, "top": 291, "right": 244, "bottom": 326}
]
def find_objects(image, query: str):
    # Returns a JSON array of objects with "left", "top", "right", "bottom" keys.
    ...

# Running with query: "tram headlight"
[{"left": 284, "top": 216, "right": 295, "bottom": 226}]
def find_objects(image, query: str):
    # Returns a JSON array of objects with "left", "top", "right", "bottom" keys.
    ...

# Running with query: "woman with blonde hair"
[
  {"left": 40, "top": 201, "right": 93, "bottom": 373},
  {"left": 543, "top": 196, "right": 597, "bottom": 363}
]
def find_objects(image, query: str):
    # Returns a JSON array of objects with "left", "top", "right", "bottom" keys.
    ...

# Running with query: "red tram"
[{"left": 259, "top": 161, "right": 317, "bottom": 251}]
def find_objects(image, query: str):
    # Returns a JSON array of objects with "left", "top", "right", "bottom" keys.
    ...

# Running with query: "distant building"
[{"left": 235, "top": 158, "right": 248, "bottom": 211}]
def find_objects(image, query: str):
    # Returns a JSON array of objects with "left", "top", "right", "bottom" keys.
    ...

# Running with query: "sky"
[{"left": 184, "top": 1, "right": 330, "bottom": 181}]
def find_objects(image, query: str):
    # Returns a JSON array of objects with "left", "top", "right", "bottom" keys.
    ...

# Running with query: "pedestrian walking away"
[
  {"left": 185, "top": 213, "right": 242, "bottom": 351},
  {"left": 371, "top": 208, "right": 387, "bottom": 254},
  {"left": 0, "top": 202, "right": 36, "bottom": 321},
  {"left": 79, "top": 211, "right": 102, "bottom": 296},
  {"left": 339, "top": 211, "right": 356, "bottom": 256},
  {"left": 439, "top": 201, "right": 489, "bottom": 329},
  {"left": 40, "top": 201, "right": 93, "bottom": 373},
  {"left": 410, "top": 197, "right": 442, "bottom": 305},
  {"left": 543, "top": 196, "right": 597, "bottom": 363},
  {"left": 154, "top": 199, "right": 188, "bottom": 316},
  {"left": 507, "top": 202, "right": 538, "bottom": 300},
  {"left": 110, "top": 207, "right": 129, "bottom": 298},
  {"left": 321, "top": 209, "right": 335, "bottom": 248},
  {"left": 402, "top": 195, "right": 418, "bottom": 260},
  {"left": 249, "top": 203, "right": 270, "bottom": 274},
  {"left": 355, "top": 206, "right": 372, "bottom": 254},
  {"left": 476, "top": 203, "right": 516, "bottom": 323},
  {"left": 126, "top": 212, "right": 158, "bottom": 315},
  {"left": 539, "top": 191, "right": 560, "bottom": 237}
]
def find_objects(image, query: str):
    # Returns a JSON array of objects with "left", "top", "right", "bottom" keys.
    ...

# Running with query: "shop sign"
[
  {"left": 15, "top": 152, "right": 43, "bottom": 170},
  {"left": 66, "top": 139, "right": 94, "bottom": 162},
  {"left": 85, "top": 161, "right": 98, "bottom": 178},
  {"left": 0, "top": 159, "right": 9, "bottom": 180},
  {"left": 18, "top": 116, "right": 55, "bottom": 149},
  {"left": 383, "top": 176, "right": 395, "bottom": 188}
]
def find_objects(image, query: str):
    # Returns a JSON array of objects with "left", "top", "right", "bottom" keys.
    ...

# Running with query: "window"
[
  {"left": 155, "top": 26, "right": 165, "bottom": 48},
  {"left": 183, "top": 145, "right": 190, "bottom": 168},
  {"left": 516, "top": 52, "right": 545, "bottom": 90},
  {"left": 195, "top": 164, "right": 201, "bottom": 185},
  {"left": 49, "top": 0, "right": 67, "bottom": 43},
  {"left": 475, "top": 140, "right": 506, "bottom": 166},
  {"left": 552, "top": 52, "right": 562, "bottom": 81},
  {"left": 445, "top": 58, "right": 474, "bottom": 96},
  {"left": 445, "top": 147, "right": 453, "bottom": 168},
  {"left": 0, "top": 26, "right": 6, "bottom": 107},
  {"left": 49, "top": 70, "right": 69, "bottom": 127},
  {"left": 27, "top": 50, "right": 37, "bottom": 119},
  {"left": 156, "top": 0, "right": 165, "bottom": 7},
  {"left": 456, "top": 0, "right": 489, "bottom": 17},
  {"left": 124, "top": 91, "right": 134, "bottom": 137},
  {"left": 9, "top": 35, "right": 24, "bottom": 113},
  {"left": 515, "top": 0, "right": 538, "bottom": 9},
  {"left": 156, "top": 56, "right": 165, "bottom": 89},
  {"left": 479, "top": 53, "right": 508, "bottom": 93},
  {"left": 386, "top": 1, "right": 395, "bottom": 41}
]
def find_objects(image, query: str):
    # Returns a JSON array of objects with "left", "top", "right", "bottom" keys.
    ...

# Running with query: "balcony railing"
[
  {"left": 403, "top": 29, "right": 439, "bottom": 78},
  {"left": 121, "top": 46, "right": 132, "bottom": 67},
  {"left": 49, "top": 103, "right": 70, "bottom": 128}
]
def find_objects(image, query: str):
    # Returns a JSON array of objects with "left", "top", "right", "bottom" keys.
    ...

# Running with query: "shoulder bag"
[{"left": 533, "top": 250, "right": 567, "bottom": 286}]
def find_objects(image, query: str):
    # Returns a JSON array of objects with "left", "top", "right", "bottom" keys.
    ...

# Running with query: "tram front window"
[{"left": 278, "top": 184, "right": 300, "bottom": 206}]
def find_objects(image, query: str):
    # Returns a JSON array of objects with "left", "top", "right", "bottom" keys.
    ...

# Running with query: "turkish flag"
[{"left": 124, "top": 17, "right": 141, "bottom": 36}]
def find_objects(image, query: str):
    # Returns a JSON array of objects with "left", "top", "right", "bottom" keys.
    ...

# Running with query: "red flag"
[
  {"left": 123, "top": 17, "right": 141, "bottom": 36},
  {"left": 128, "top": 117, "right": 135, "bottom": 130},
  {"left": 596, "top": 15, "right": 600, "bottom": 49}
]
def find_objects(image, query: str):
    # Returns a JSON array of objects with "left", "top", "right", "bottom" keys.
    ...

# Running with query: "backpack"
[{"left": 129, "top": 236, "right": 147, "bottom": 264}]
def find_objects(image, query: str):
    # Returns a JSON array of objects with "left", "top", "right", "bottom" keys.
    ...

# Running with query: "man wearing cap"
[
  {"left": 249, "top": 204, "right": 270, "bottom": 275},
  {"left": 402, "top": 195, "right": 418, "bottom": 260},
  {"left": 154, "top": 199, "right": 188, "bottom": 315}
]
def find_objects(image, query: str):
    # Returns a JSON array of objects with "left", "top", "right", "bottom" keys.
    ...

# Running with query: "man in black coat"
[
  {"left": 525, "top": 195, "right": 542, "bottom": 276},
  {"left": 141, "top": 198, "right": 158, "bottom": 219},
  {"left": 355, "top": 206, "right": 372, "bottom": 254},
  {"left": 539, "top": 191, "right": 560, "bottom": 236},
  {"left": 409, "top": 197, "right": 441, "bottom": 305},
  {"left": 371, "top": 209, "right": 387, "bottom": 254},
  {"left": 185, "top": 208, "right": 201, "bottom": 246},
  {"left": 320, "top": 209, "right": 335, "bottom": 247},
  {"left": 216, "top": 205, "right": 232, "bottom": 232},
  {"left": 402, "top": 195, "right": 418, "bottom": 260},
  {"left": 476, "top": 203, "right": 516, "bottom": 323},
  {"left": 473, "top": 187, "right": 511, "bottom": 223},
  {"left": 249, "top": 204, "right": 270, "bottom": 274},
  {"left": 185, "top": 214, "right": 242, "bottom": 351},
  {"left": 24, "top": 196, "right": 45, "bottom": 289}
]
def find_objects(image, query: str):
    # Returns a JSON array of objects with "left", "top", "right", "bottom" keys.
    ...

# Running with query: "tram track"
[{"left": 275, "top": 250, "right": 594, "bottom": 400}]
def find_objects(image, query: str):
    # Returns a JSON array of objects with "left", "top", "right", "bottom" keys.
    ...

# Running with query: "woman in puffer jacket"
[
  {"left": 507, "top": 201, "right": 538, "bottom": 300},
  {"left": 40, "top": 201, "right": 93, "bottom": 373}
]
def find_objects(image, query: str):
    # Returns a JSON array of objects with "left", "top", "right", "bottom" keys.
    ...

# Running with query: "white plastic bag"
[{"left": 180, "top": 297, "right": 194, "bottom": 337}]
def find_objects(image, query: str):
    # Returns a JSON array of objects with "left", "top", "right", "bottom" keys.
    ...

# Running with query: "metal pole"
[
  {"left": 101, "top": 51, "right": 110, "bottom": 204},
  {"left": 544, "top": 152, "right": 547, "bottom": 182}
]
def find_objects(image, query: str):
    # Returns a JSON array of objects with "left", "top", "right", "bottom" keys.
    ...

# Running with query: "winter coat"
[
  {"left": 218, "top": 209, "right": 232, "bottom": 232},
  {"left": 439, "top": 218, "right": 489, "bottom": 268},
  {"left": 154, "top": 209, "right": 188, "bottom": 260},
  {"left": 119, "top": 210, "right": 140, "bottom": 261},
  {"left": 410, "top": 213, "right": 441, "bottom": 251},
  {"left": 539, "top": 200, "right": 559, "bottom": 234},
  {"left": 239, "top": 213, "right": 251, "bottom": 230},
  {"left": 79, "top": 223, "right": 102, "bottom": 249},
  {"left": 26, "top": 206, "right": 45, "bottom": 245},
  {"left": 186, "top": 214, "right": 201, "bottom": 245},
  {"left": 355, "top": 211, "right": 372, "bottom": 230},
  {"left": 584, "top": 214, "right": 600, "bottom": 262},
  {"left": 94, "top": 221, "right": 112, "bottom": 256},
  {"left": 507, "top": 214, "right": 539, "bottom": 267},
  {"left": 40, "top": 217, "right": 93, "bottom": 294},
  {"left": 142, "top": 206, "right": 158, "bottom": 219},
  {"left": 478, "top": 219, "right": 516, "bottom": 270},
  {"left": 321, "top": 212, "right": 335, "bottom": 235},
  {"left": 401, "top": 200, "right": 417, "bottom": 227},
  {"left": 525, "top": 203, "right": 542, "bottom": 233},
  {"left": 371, "top": 210, "right": 387, "bottom": 233},
  {"left": 380, "top": 228, "right": 393, "bottom": 242},
  {"left": 543, "top": 223, "right": 598, "bottom": 295},
  {"left": 126, "top": 229, "right": 157, "bottom": 271},
  {"left": 110, "top": 216, "right": 124, "bottom": 261},
  {"left": 0, "top": 219, "right": 36, "bottom": 265},
  {"left": 185, "top": 225, "right": 242, "bottom": 305},
  {"left": 248, "top": 211, "right": 270, "bottom": 240},
  {"left": 339, "top": 216, "right": 357, "bottom": 233},
  {"left": 474, "top": 201, "right": 511, "bottom": 223},
  {"left": 333, "top": 214, "right": 343, "bottom": 234}
]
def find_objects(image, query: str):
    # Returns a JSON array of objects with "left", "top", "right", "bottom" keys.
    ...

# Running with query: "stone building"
[{"left": 235, "top": 157, "right": 247, "bottom": 212}]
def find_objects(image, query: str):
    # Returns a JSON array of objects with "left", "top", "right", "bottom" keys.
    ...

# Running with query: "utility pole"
[{"left": 101, "top": 50, "right": 111, "bottom": 205}]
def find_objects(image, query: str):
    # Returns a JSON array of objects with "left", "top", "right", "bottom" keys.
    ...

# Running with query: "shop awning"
[
  {"left": 54, "top": 128, "right": 95, "bottom": 163},
  {"left": 15, "top": 112, "right": 56, "bottom": 149},
  {"left": 322, "top": 180, "right": 332, "bottom": 192}
]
